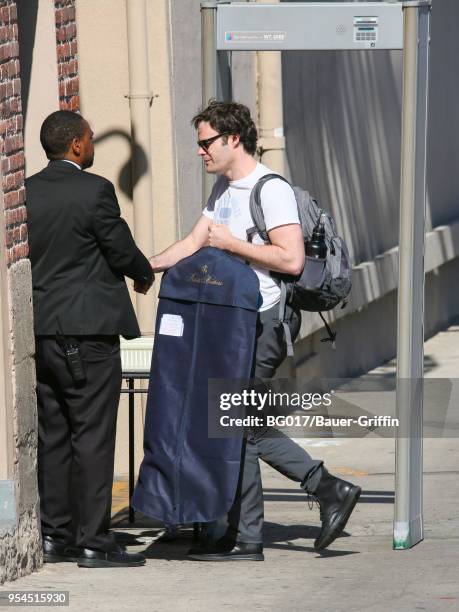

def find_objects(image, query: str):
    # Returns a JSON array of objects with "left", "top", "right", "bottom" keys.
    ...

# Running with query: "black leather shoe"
[
  {"left": 42, "top": 536, "right": 81, "bottom": 563},
  {"left": 77, "top": 545, "right": 146, "bottom": 568},
  {"left": 309, "top": 467, "right": 361, "bottom": 551},
  {"left": 187, "top": 540, "right": 264, "bottom": 562}
]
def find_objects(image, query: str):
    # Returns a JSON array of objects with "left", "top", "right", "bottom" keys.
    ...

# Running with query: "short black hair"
[
  {"left": 192, "top": 100, "right": 258, "bottom": 155},
  {"left": 40, "top": 111, "right": 86, "bottom": 160}
]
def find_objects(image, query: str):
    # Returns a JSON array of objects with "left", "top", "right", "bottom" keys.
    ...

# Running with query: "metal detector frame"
[{"left": 201, "top": 0, "right": 432, "bottom": 550}]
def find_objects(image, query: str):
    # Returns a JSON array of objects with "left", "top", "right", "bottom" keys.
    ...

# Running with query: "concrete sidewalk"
[{"left": 1, "top": 323, "right": 459, "bottom": 611}]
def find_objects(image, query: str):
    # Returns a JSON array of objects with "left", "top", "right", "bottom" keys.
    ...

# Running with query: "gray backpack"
[{"left": 247, "top": 174, "right": 352, "bottom": 355}]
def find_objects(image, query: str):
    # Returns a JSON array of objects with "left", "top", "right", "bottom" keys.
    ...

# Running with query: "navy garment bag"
[{"left": 132, "top": 247, "right": 260, "bottom": 524}]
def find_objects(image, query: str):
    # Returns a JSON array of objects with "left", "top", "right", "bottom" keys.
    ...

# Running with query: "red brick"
[
  {"left": 3, "top": 191, "right": 18, "bottom": 209},
  {"left": 4, "top": 170, "right": 24, "bottom": 191},
  {"left": 0, "top": 43, "right": 9, "bottom": 61},
  {"left": 4, "top": 209, "right": 13, "bottom": 227},
  {"left": 56, "top": 26, "right": 66, "bottom": 42},
  {"left": 9, "top": 96, "right": 21, "bottom": 112},
  {"left": 66, "top": 23, "right": 76, "bottom": 39},
  {"left": 67, "top": 77, "right": 78, "bottom": 95},
  {"left": 7, "top": 59, "right": 18, "bottom": 78},
  {"left": 5, "top": 173, "right": 14, "bottom": 191},
  {"left": 9, "top": 4, "right": 17, "bottom": 22},
  {"left": 57, "top": 42, "right": 70, "bottom": 59},
  {"left": 10, "top": 152, "right": 24, "bottom": 172},
  {"left": 17, "top": 207, "right": 27, "bottom": 224},
  {"left": 70, "top": 95, "right": 79, "bottom": 111},
  {"left": 8, "top": 153, "right": 23, "bottom": 173},
  {"left": 55, "top": 8, "right": 64, "bottom": 25},
  {"left": 6, "top": 229, "right": 13, "bottom": 247},
  {"left": 4, "top": 135, "right": 15, "bottom": 154},
  {"left": 12, "top": 77, "right": 20, "bottom": 95}
]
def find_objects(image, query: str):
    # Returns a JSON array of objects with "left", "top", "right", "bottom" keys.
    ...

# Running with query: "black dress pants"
[{"left": 35, "top": 335, "right": 121, "bottom": 551}]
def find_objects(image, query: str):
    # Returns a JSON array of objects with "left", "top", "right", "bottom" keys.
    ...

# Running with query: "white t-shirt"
[{"left": 203, "top": 162, "right": 299, "bottom": 311}]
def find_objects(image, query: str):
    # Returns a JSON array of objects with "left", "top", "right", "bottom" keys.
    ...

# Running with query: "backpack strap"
[
  {"left": 318, "top": 312, "right": 337, "bottom": 349},
  {"left": 279, "top": 280, "right": 294, "bottom": 358},
  {"left": 247, "top": 173, "right": 290, "bottom": 243},
  {"left": 247, "top": 173, "right": 296, "bottom": 358}
]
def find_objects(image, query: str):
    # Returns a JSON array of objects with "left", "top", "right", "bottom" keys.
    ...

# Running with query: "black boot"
[{"left": 307, "top": 467, "right": 361, "bottom": 551}]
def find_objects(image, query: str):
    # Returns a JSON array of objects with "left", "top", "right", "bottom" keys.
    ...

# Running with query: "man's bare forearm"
[
  {"left": 208, "top": 223, "right": 305, "bottom": 276},
  {"left": 149, "top": 237, "right": 197, "bottom": 272},
  {"left": 228, "top": 238, "right": 303, "bottom": 276},
  {"left": 150, "top": 214, "right": 210, "bottom": 272}
]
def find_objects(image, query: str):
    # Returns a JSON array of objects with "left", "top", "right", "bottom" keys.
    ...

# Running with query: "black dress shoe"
[
  {"left": 77, "top": 545, "right": 146, "bottom": 568},
  {"left": 42, "top": 536, "right": 81, "bottom": 563},
  {"left": 187, "top": 540, "right": 264, "bottom": 562},
  {"left": 309, "top": 467, "right": 361, "bottom": 551}
]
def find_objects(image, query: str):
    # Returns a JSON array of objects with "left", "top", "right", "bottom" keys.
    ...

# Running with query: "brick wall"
[
  {"left": 55, "top": 0, "right": 79, "bottom": 111},
  {"left": 0, "top": 0, "right": 27, "bottom": 267}
]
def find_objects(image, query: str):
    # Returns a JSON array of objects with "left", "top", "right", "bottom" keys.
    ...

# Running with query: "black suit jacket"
[{"left": 26, "top": 160, "right": 153, "bottom": 338}]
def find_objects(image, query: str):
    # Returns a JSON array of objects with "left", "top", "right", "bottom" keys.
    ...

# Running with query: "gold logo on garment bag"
[{"left": 187, "top": 263, "right": 223, "bottom": 286}]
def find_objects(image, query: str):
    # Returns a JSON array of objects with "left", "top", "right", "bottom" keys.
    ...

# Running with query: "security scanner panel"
[
  {"left": 204, "top": 0, "right": 433, "bottom": 549},
  {"left": 216, "top": 2, "right": 403, "bottom": 51}
]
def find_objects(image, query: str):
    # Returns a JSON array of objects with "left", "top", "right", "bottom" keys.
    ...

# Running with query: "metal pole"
[
  {"left": 128, "top": 377, "right": 135, "bottom": 524},
  {"left": 125, "top": 0, "right": 155, "bottom": 335},
  {"left": 394, "top": 0, "right": 431, "bottom": 550},
  {"left": 201, "top": 2, "right": 218, "bottom": 206}
]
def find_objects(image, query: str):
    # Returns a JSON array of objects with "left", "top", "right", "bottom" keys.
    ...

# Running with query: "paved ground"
[{"left": 1, "top": 323, "right": 459, "bottom": 611}]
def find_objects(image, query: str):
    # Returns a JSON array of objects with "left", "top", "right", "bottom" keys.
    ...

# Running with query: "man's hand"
[
  {"left": 134, "top": 276, "right": 154, "bottom": 294},
  {"left": 208, "top": 223, "right": 235, "bottom": 251}
]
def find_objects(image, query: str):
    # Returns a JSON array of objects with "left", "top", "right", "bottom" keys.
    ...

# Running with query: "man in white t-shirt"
[{"left": 150, "top": 101, "right": 360, "bottom": 561}]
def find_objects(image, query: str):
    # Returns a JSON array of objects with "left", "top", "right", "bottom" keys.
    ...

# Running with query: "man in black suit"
[{"left": 26, "top": 110, "right": 154, "bottom": 568}]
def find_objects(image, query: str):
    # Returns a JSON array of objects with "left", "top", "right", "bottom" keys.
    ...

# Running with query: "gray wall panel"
[
  {"left": 282, "top": 0, "right": 459, "bottom": 266},
  {"left": 169, "top": 0, "right": 203, "bottom": 237}
]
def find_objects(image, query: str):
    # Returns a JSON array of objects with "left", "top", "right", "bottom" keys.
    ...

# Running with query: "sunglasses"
[{"left": 197, "top": 133, "right": 230, "bottom": 152}]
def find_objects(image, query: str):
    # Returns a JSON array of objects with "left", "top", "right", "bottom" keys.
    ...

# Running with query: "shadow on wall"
[{"left": 93, "top": 129, "right": 148, "bottom": 200}]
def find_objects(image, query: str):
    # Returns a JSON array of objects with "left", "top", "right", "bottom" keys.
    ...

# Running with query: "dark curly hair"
[
  {"left": 40, "top": 110, "right": 86, "bottom": 160},
  {"left": 192, "top": 100, "right": 258, "bottom": 155}
]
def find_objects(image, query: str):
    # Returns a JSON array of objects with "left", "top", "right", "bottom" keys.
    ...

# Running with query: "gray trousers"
[{"left": 224, "top": 303, "right": 322, "bottom": 544}]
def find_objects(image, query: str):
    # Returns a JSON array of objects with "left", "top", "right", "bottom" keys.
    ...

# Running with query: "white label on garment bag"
[{"left": 159, "top": 314, "right": 184, "bottom": 337}]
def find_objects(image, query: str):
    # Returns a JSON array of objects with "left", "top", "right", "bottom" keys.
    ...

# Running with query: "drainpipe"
[
  {"left": 256, "top": 0, "right": 286, "bottom": 175},
  {"left": 125, "top": 0, "right": 155, "bottom": 335}
]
